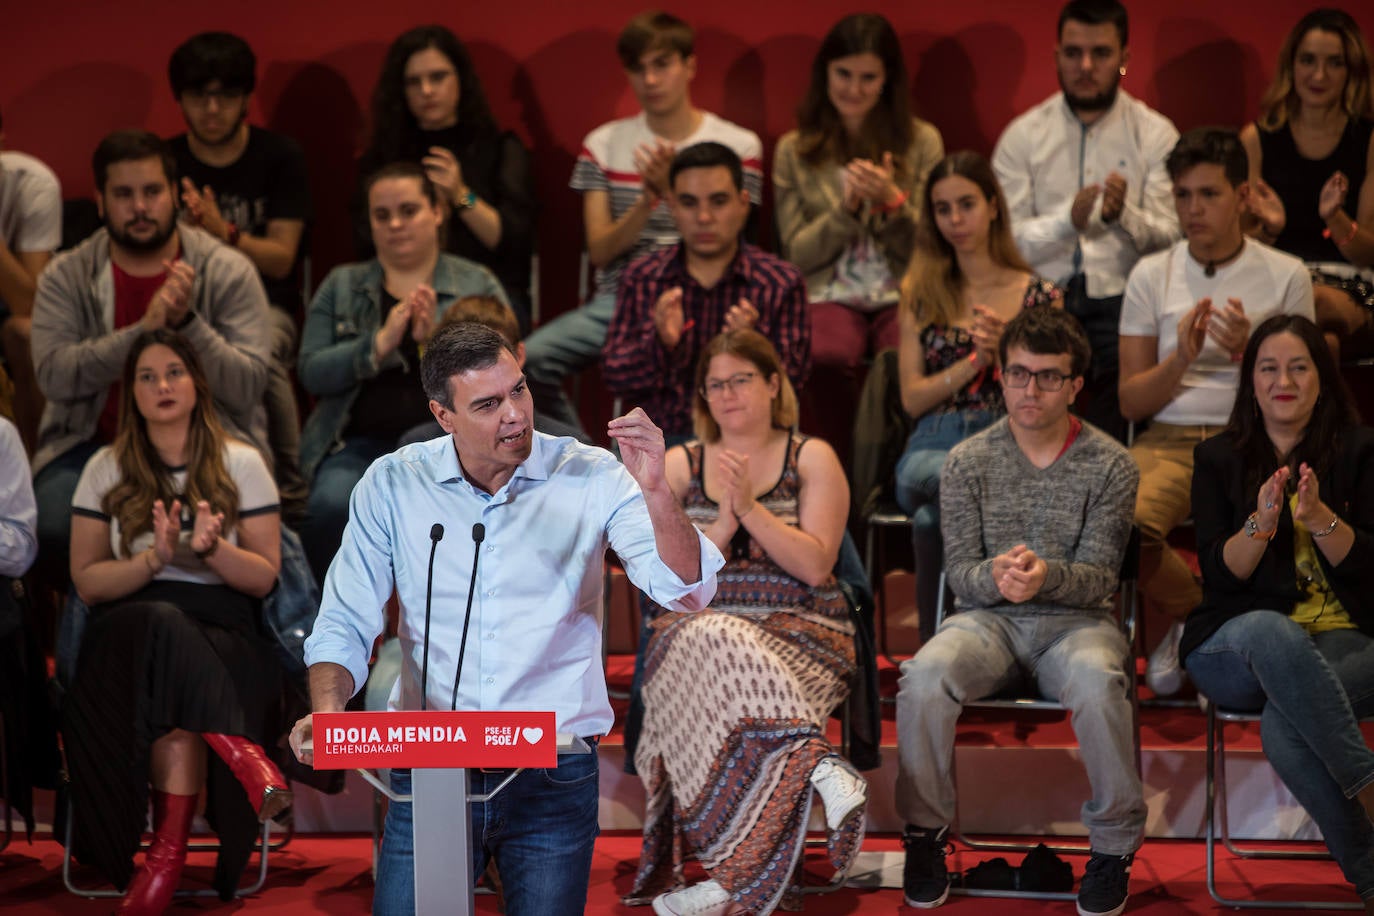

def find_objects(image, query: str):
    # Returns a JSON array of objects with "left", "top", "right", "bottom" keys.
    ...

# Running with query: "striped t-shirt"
[{"left": 570, "top": 111, "right": 763, "bottom": 299}]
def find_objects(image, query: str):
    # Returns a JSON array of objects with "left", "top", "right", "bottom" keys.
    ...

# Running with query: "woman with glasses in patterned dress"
[{"left": 626, "top": 329, "right": 865, "bottom": 916}]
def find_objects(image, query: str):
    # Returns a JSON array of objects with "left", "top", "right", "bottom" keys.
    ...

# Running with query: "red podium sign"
[{"left": 312, "top": 710, "right": 557, "bottom": 769}]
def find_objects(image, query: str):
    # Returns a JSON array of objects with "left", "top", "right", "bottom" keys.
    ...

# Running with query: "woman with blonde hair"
[
  {"left": 1242, "top": 8, "right": 1374, "bottom": 358},
  {"left": 894, "top": 151, "right": 1060, "bottom": 639},
  {"left": 628, "top": 329, "right": 865, "bottom": 915},
  {"left": 65, "top": 329, "right": 288, "bottom": 914}
]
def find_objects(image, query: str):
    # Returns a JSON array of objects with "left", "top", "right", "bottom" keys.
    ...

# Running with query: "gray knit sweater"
[{"left": 939, "top": 417, "right": 1138, "bottom": 616}]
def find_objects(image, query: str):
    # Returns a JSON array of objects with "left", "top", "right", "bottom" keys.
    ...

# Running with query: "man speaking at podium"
[{"left": 289, "top": 323, "right": 723, "bottom": 915}]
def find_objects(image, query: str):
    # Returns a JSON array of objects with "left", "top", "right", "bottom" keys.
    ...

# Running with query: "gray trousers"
[{"left": 895, "top": 610, "right": 1145, "bottom": 855}]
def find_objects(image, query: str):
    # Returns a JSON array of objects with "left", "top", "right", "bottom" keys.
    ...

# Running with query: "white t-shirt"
[
  {"left": 570, "top": 111, "right": 763, "bottom": 299},
  {"left": 0, "top": 150, "right": 61, "bottom": 254},
  {"left": 72, "top": 439, "right": 279, "bottom": 586},
  {"left": 1119, "top": 239, "right": 1315, "bottom": 425}
]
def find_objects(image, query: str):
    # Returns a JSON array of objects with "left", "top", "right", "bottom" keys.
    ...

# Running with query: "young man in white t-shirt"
[
  {"left": 522, "top": 10, "right": 763, "bottom": 433},
  {"left": 1118, "top": 127, "right": 1314, "bottom": 695}
]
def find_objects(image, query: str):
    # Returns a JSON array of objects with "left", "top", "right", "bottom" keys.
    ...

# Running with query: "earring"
[{"left": 1118, "top": 66, "right": 1127, "bottom": 76}]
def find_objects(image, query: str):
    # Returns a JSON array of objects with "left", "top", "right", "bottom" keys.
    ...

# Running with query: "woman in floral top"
[{"left": 895, "top": 151, "right": 1061, "bottom": 639}]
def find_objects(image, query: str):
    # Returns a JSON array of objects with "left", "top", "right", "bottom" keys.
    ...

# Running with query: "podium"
[{"left": 308, "top": 710, "right": 591, "bottom": 915}]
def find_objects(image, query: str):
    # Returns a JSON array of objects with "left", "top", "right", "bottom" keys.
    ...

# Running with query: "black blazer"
[{"left": 1179, "top": 425, "right": 1374, "bottom": 663}]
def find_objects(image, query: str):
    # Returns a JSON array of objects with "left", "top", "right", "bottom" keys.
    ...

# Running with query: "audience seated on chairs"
[
  {"left": 0, "top": 106, "right": 61, "bottom": 455},
  {"left": 167, "top": 31, "right": 312, "bottom": 525},
  {"left": 65, "top": 329, "right": 289, "bottom": 915},
  {"left": 297, "top": 161, "right": 507, "bottom": 581},
  {"left": 1240, "top": 8, "right": 1374, "bottom": 362},
  {"left": 773, "top": 12, "right": 943, "bottom": 462},
  {"left": 1182, "top": 314, "right": 1374, "bottom": 912},
  {"left": 893, "top": 150, "right": 1061, "bottom": 643},
  {"left": 522, "top": 10, "right": 762, "bottom": 437},
  {"left": 992, "top": 0, "right": 1180, "bottom": 443},
  {"left": 1117, "top": 127, "right": 1315, "bottom": 698},
  {"left": 626, "top": 329, "right": 866, "bottom": 916},
  {"left": 397, "top": 293, "right": 588, "bottom": 446},
  {"left": 355, "top": 24, "right": 536, "bottom": 331},
  {"left": 603, "top": 141, "right": 809, "bottom": 444},
  {"left": 30, "top": 129, "right": 271, "bottom": 600},
  {"left": 896, "top": 307, "right": 1143, "bottom": 916}
]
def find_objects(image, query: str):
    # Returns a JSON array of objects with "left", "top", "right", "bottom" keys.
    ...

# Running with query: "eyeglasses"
[
  {"left": 1002, "top": 365, "right": 1073, "bottom": 391},
  {"left": 700, "top": 372, "right": 758, "bottom": 400}
]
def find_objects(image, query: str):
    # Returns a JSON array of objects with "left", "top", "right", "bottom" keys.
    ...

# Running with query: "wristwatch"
[
  {"left": 456, "top": 189, "right": 477, "bottom": 211},
  {"left": 1243, "top": 512, "right": 1276, "bottom": 541}
]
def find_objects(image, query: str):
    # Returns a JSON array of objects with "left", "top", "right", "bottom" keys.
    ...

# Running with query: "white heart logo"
[{"left": 521, "top": 727, "right": 544, "bottom": 745}]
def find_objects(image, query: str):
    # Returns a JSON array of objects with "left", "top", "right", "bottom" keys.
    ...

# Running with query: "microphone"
[
  {"left": 450, "top": 523, "right": 486, "bottom": 711},
  {"left": 419, "top": 523, "right": 444, "bottom": 711}
]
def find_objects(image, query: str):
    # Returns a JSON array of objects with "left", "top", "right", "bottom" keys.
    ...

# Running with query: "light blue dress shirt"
[{"left": 304, "top": 431, "right": 724, "bottom": 737}]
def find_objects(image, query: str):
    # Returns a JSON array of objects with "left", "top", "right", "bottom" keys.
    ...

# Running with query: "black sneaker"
[
  {"left": 1077, "top": 851, "right": 1133, "bottom": 916},
  {"left": 902, "top": 824, "right": 951, "bottom": 908}
]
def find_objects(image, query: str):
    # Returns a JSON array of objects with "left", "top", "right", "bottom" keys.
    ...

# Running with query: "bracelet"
[
  {"left": 456, "top": 189, "right": 477, "bottom": 211},
  {"left": 226, "top": 222, "right": 241, "bottom": 247},
  {"left": 194, "top": 537, "right": 221, "bottom": 561},
  {"left": 1311, "top": 514, "right": 1340, "bottom": 538},
  {"left": 1243, "top": 512, "right": 1277, "bottom": 541},
  {"left": 878, "top": 189, "right": 910, "bottom": 214},
  {"left": 1322, "top": 220, "right": 1358, "bottom": 247}
]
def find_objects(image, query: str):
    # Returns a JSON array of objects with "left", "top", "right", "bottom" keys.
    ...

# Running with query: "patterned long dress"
[{"left": 626, "top": 435, "right": 864, "bottom": 914}]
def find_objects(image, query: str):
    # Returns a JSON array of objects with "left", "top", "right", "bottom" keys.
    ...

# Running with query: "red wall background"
[{"left": 2, "top": 0, "right": 1366, "bottom": 326}]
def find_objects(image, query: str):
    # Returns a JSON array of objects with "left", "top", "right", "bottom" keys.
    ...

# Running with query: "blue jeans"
[
  {"left": 522, "top": 291, "right": 615, "bottom": 433},
  {"left": 33, "top": 441, "right": 101, "bottom": 587},
  {"left": 375, "top": 753, "right": 600, "bottom": 916},
  {"left": 893, "top": 409, "right": 995, "bottom": 640},
  {"left": 301, "top": 436, "right": 392, "bottom": 583},
  {"left": 1186, "top": 611, "right": 1374, "bottom": 897}
]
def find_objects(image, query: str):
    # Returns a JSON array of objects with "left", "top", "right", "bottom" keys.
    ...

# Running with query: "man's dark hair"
[
  {"left": 617, "top": 11, "right": 694, "bottom": 70},
  {"left": 168, "top": 32, "right": 257, "bottom": 96},
  {"left": 92, "top": 130, "right": 177, "bottom": 192},
  {"left": 999, "top": 307, "right": 1092, "bottom": 379},
  {"left": 421, "top": 323, "right": 517, "bottom": 409},
  {"left": 1058, "top": 0, "right": 1129, "bottom": 46},
  {"left": 1166, "top": 127, "right": 1248, "bottom": 187},
  {"left": 669, "top": 142, "right": 743, "bottom": 192}
]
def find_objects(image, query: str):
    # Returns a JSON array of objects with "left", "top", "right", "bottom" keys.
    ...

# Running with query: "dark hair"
[
  {"left": 1226, "top": 314, "right": 1360, "bottom": 494},
  {"left": 92, "top": 130, "right": 177, "bottom": 192},
  {"left": 1258, "top": 9, "right": 1373, "bottom": 129},
  {"left": 795, "top": 14, "right": 915, "bottom": 177},
  {"left": 1166, "top": 127, "right": 1248, "bottom": 187},
  {"left": 669, "top": 141, "right": 743, "bottom": 192},
  {"left": 439, "top": 295, "right": 522, "bottom": 347},
  {"left": 362, "top": 160, "right": 440, "bottom": 207},
  {"left": 617, "top": 11, "right": 694, "bottom": 69},
  {"left": 1058, "top": 0, "right": 1129, "bottom": 46},
  {"left": 168, "top": 32, "right": 257, "bottom": 96},
  {"left": 360, "top": 25, "right": 496, "bottom": 171},
  {"left": 998, "top": 307, "right": 1092, "bottom": 378},
  {"left": 421, "top": 323, "right": 517, "bottom": 409}
]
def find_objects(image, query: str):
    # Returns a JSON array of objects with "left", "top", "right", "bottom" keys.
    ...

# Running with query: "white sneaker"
[
  {"left": 652, "top": 880, "right": 731, "bottom": 916},
  {"left": 1145, "top": 621, "right": 1187, "bottom": 697},
  {"left": 811, "top": 757, "right": 867, "bottom": 830}
]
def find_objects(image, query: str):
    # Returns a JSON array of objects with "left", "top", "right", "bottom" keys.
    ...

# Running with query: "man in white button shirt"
[
  {"left": 993, "top": 0, "right": 1180, "bottom": 441},
  {"left": 291, "top": 323, "right": 723, "bottom": 915}
]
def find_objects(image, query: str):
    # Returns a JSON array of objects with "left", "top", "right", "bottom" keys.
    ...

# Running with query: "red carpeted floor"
[{"left": 2, "top": 830, "right": 1364, "bottom": 913}]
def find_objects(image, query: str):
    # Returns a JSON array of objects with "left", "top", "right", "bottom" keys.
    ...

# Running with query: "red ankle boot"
[
  {"left": 201, "top": 733, "right": 292, "bottom": 822},
  {"left": 117, "top": 789, "right": 196, "bottom": 915}
]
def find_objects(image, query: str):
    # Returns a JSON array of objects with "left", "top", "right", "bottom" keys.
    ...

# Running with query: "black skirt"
[{"left": 61, "top": 580, "right": 285, "bottom": 899}]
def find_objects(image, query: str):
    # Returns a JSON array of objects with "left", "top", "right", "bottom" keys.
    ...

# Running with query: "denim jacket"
[{"left": 297, "top": 253, "right": 507, "bottom": 479}]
